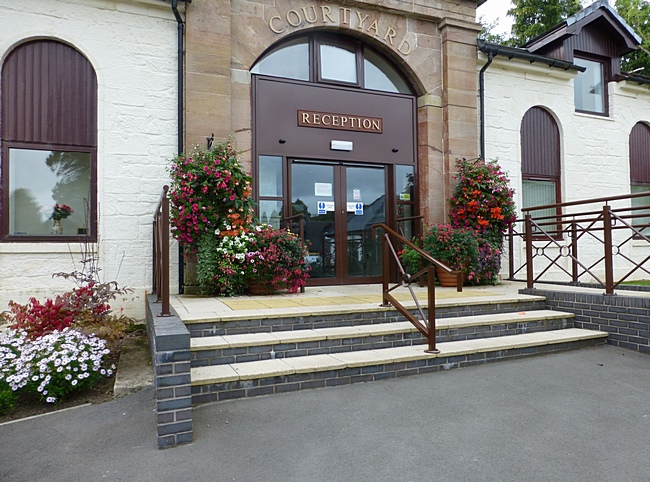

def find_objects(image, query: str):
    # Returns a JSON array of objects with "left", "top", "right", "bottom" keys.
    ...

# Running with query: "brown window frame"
[
  {"left": 573, "top": 53, "right": 609, "bottom": 117},
  {"left": 0, "top": 39, "right": 98, "bottom": 242}
]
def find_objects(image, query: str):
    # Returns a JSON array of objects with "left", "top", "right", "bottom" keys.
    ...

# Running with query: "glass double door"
[{"left": 290, "top": 161, "right": 386, "bottom": 284}]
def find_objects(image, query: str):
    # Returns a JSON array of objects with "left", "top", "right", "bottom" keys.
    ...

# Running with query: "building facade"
[{"left": 1, "top": 0, "right": 649, "bottom": 316}]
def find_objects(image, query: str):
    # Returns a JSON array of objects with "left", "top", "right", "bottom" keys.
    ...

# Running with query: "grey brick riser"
[
  {"left": 190, "top": 317, "right": 574, "bottom": 367},
  {"left": 190, "top": 337, "right": 603, "bottom": 405},
  {"left": 186, "top": 300, "right": 547, "bottom": 338}
]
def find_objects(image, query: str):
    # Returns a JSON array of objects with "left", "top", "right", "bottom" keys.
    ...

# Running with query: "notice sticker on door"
[
  {"left": 323, "top": 201, "right": 335, "bottom": 212},
  {"left": 315, "top": 183, "right": 332, "bottom": 197},
  {"left": 317, "top": 201, "right": 327, "bottom": 215},
  {"left": 346, "top": 202, "right": 357, "bottom": 212},
  {"left": 353, "top": 189, "right": 361, "bottom": 201},
  {"left": 354, "top": 203, "right": 363, "bottom": 215},
  {"left": 399, "top": 193, "right": 411, "bottom": 201}
]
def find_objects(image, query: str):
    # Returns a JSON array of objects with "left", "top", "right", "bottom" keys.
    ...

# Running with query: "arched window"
[
  {"left": 1, "top": 40, "right": 97, "bottom": 240},
  {"left": 251, "top": 33, "right": 412, "bottom": 94},
  {"left": 629, "top": 122, "right": 650, "bottom": 233},
  {"left": 521, "top": 107, "right": 561, "bottom": 229}
]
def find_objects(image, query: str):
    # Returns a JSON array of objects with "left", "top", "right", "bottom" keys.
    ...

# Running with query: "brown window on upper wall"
[
  {"left": 629, "top": 122, "right": 650, "bottom": 234},
  {"left": 1, "top": 40, "right": 97, "bottom": 241},
  {"left": 573, "top": 55, "right": 608, "bottom": 116},
  {"left": 521, "top": 107, "right": 562, "bottom": 236}
]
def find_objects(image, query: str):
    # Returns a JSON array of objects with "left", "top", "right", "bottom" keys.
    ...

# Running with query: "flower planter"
[
  {"left": 247, "top": 281, "right": 277, "bottom": 296},
  {"left": 436, "top": 267, "right": 460, "bottom": 288}
]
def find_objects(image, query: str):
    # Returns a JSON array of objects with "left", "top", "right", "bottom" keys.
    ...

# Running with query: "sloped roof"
[{"left": 524, "top": 0, "right": 641, "bottom": 54}]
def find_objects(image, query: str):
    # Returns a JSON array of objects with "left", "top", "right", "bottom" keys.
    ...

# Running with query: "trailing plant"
[
  {"left": 197, "top": 230, "right": 253, "bottom": 296},
  {"left": 168, "top": 141, "right": 254, "bottom": 249},
  {"left": 0, "top": 328, "right": 114, "bottom": 405},
  {"left": 449, "top": 158, "right": 516, "bottom": 247}
]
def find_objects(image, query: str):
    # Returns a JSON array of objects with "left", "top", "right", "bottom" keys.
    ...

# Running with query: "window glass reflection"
[
  {"left": 251, "top": 39, "right": 309, "bottom": 81},
  {"left": 364, "top": 49, "right": 411, "bottom": 94},
  {"left": 9, "top": 148, "right": 91, "bottom": 236},
  {"left": 259, "top": 156, "right": 283, "bottom": 197},
  {"left": 574, "top": 58, "right": 605, "bottom": 114},
  {"left": 320, "top": 43, "right": 357, "bottom": 83}
]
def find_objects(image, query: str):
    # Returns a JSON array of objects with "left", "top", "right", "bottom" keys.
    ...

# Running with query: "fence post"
[
  {"left": 426, "top": 265, "right": 438, "bottom": 353},
  {"left": 381, "top": 234, "right": 390, "bottom": 306},
  {"left": 571, "top": 220, "right": 578, "bottom": 283},
  {"left": 508, "top": 224, "right": 514, "bottom": 280},
  {"left": 525, "top": 214, "right": 534, "bottom": 289},
  {"left": 603, "top": 204, "right": 614, "bottom": 295}
]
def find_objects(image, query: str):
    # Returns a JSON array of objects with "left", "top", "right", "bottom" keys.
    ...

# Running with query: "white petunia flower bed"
[{"left": 0, "top": 328, "right": 115, "bottom": 407}]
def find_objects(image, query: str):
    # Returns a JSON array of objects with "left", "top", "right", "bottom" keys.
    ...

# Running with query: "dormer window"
[{"left": 574, "top": 56, "right": 607, "bottom": 115}]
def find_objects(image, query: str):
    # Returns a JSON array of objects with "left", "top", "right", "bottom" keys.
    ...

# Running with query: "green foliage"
[
  {"left": 401, "top": 225, "right": 479, "bottom": 282},
  {"left": 477, "top": 15, "right": 512, "bottom": 45},
  {"left": 0, "top": 381, "right": 18, "bottom": 415},
  {"left": 197, "top": 230, "right": 249, "bottom": 296},
  {"left": 508, "top": 0, "right": 582, "bottom": 46},
  {"left": 615, "top": 0, "right": 650, "bottom": 74}
]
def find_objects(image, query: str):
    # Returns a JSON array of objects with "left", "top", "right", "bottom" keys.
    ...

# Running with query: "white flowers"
[{"left": 0, "top": 328, "right": 113, "bottom": 404}]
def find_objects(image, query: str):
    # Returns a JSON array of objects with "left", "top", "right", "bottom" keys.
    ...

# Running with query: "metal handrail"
[
  {"left": 508, "top": 192, "right": 650, "bottom": 294},
  {"left": 372, "top": 223, "right": 462, "bottom": 353},
  {"left": 152, "top": 185, "right": 171, "bottom": 316}
]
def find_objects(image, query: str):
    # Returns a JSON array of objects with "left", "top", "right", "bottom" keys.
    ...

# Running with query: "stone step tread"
[
  {"left": 190, "top": 309, "right": 575, "bottom": 351},
  {"left": 180, "top": 293, "right": 547, "bottom": 324},
  {"left": 191, "top": 328, "right": 606, "bottom": 386}
]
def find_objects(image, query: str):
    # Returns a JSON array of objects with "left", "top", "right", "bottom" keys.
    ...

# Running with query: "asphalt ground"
[{"left": 1, "top": 344, "right": 649, "bottom": 482}]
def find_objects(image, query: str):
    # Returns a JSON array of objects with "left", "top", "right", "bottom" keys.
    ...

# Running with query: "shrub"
[
  {"left": 4, "top": 296, "right": 75, "bottom": 340},
  {"left": 0, "top": 328, "right": 114, "bottom": 404},
  {"left": 197, "top": 230, "right": 253, "bottom": 296},
  {"left": 0, "top": 382, "right": 17, "bottom": 415}
]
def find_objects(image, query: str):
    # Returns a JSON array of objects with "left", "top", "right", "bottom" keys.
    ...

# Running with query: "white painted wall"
[
  {"left": 481, "top": 54, "right": 650, "bottom": 283},
  {"left": 0, "top": 0, "right": 179, "bottom": 318}
]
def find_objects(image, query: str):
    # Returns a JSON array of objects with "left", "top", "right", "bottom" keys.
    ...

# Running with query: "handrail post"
[
  {"left": 161, "top": 185, "right": 170, "bottom": 316},
  {"left": 508, "top": 224, "right": 514, "bottom": 280},
  {"left": 603, "top": 204, "right": 614, "bottom": 295},
  {"left": 381, "top": 233, "right": 390, "bottom": 306},
  {"left": 525, "top": 214, "right": 534, "bottom": 289},
  {"left": 571, "top": 220, "right": 578, "bottom": 283},
  {"left": 425, "top": 265, "right": 439, "bottom": 353}
]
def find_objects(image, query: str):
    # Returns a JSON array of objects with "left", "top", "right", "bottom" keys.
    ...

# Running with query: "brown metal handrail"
[
  {"left": 152, "top": 185, "right": 171, "bottom": 316},
  {"left": 372, "top": 223, "right": 462, "bottom": 353},
  {"left": 283, "top": 213, "right": 306, "bottom": 293},
  {"left": 508, "top": 192, "right": 650, "bottom": 294}
]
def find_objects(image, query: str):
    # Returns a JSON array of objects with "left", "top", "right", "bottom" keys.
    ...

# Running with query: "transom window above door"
[{"left": 251, "top": 33, "right": 412, "bottom": 94}]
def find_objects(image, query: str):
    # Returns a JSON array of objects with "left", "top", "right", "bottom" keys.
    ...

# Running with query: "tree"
[
  {"left": 615, "top": 0, "right": 650, "bottom": 74},
  {"left": 477, "top": 15, "right": 511, "bottom": 45},
  {"left": 507, "top": 0, "right": 583, "bottom": 46}
]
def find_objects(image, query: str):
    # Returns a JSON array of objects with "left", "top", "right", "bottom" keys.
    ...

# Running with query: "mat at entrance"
[{"left": 220, "top": 289, "right": 496, "bottom": 311}]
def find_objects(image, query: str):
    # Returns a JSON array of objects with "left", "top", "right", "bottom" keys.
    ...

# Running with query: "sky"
[{"left": 476, "top": 0, "right": 515, "bottom": 36}]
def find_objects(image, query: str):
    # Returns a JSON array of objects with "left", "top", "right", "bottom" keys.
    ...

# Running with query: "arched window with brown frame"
[
  {"left": 1, "top": 39, "right": 97, "bottom": 241},
  {"left": 521, "top": 106, "right": 561, "bottom": 235},
  {"left": 629, "top": 122, "right": 650, "bottom": 234}
]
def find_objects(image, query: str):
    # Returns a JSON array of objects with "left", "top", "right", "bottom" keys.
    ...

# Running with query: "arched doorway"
[{"left": 252, "top": 32, "right": 418, "bottom": 285}]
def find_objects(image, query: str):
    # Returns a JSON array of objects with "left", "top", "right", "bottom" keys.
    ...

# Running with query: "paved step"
[
  {"left": 190, "top": 310, "right": 574, "bottom": 367},
  {"left": 184, "top": 293, "right": 547, "bottom": 337},
  {"left": 190, "top": 328, "right": 607, "bottom": 405}
]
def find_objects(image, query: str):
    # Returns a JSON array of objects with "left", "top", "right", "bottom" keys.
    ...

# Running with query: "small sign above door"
[{"left": 298, "top": 110, "right": 383, "bottom": 134}]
